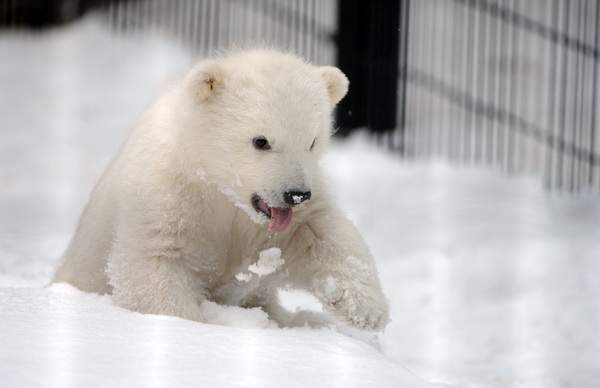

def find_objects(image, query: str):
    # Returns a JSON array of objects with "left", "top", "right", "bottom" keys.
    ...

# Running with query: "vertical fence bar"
[
  {"left": 397, "top": 0, "right": 410, "bottom": 154},
  {"left": 468, "top": 0, "right": 477, "bottom": 163},
  {"left": 448, "top": 0, "right": 458, "bottom": 160},
  {"left": 557, "top": 0, "right": 571, "bottom": 190},
  {"left": 502, "top": 0, "right": 512, "bottom": 172},
  {"left": 474, "top": 1, "right": 486, "bottom": 164},
  {"left": 405, "top": 0, "right": 417, "bottom": 158},
  {"left": 308, "top": 0, "right": 316, "bottom": 61},
  {"left": 192, "top": 0, "right": 201, "bottom": 54},
  {"left": 579, "top": 0, "right": 590, "bottom": 189},
  {"left": 544, "top": 0, "right": 559, "bottom": 188},
  {"left": 496, "top": 0, "right": 508, "bottom": 169},
  {"left": 488, "top": 0, "right": 499, "bottom": 167},
  {"left": 432, "top": 0, "right": 442, "bottom": 157},
  {"left": 458, "top": 1, "right": 469, "bottom": 162},
  {"left": 424, "top": 0, "right": 435, "bottom": 158},
  {"left": 412, "top": 1, "right": 423, "bottom": 157},
  {"left": 518, "top": 0, "right": 530, "bottom": 173},
  {"left": 573, "top": 0, "right": 586, "bottom": 191},
  {"left": 591, "top": 0, "right": 599, "bottom": 188},
  {"left": 480, "top": 0, "right": 491, "bottom": 165},
  {"left": 507, "top": 0, "right": 520, "bottom": 172}
]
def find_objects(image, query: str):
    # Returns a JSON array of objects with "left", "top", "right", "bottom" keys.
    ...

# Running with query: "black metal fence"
[
  {"left": 2, "top": 0, "right": 599, "bottom": 192},
  {"left": 391, "top": 0, "right": 600, "bottom": 193},
  {"left": 0, "top": 0, "right": 337, "bottom": 63},
  {"left": 103, "top": 0, "right": 338, "bottom": 65}
]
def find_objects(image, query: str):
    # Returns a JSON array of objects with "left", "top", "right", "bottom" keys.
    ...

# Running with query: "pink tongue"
[{"left": 269, "top": 207, "right": 293, "bottom": 232}]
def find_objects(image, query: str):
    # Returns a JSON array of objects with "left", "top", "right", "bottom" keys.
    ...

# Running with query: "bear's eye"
[
  {"left": 252, "top": 136, "right": 271, "bottom": 150},
  {"left": 309, "top": 137, "right": 317, "bottom": 151}
]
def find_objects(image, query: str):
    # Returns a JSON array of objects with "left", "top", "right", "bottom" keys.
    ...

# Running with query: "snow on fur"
[{"left": 248, "top": 248, "right": 284, "bottom": 276}]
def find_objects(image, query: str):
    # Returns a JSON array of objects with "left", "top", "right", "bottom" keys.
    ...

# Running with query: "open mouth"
[{"left": 251, "top": 194, "right": 293, "bottom": 233}]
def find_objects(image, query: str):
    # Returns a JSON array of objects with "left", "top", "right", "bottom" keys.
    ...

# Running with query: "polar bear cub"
[{"left": 53, "top": 49, "right": 389, "bottom": 330}]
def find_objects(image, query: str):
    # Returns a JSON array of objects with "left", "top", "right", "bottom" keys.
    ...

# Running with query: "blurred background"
[
  {"left": 2, "top": 0, "right": 599, "bottom": 192},
  {"left": 1, "top": 1, "right": 600, "bottom": 388}
]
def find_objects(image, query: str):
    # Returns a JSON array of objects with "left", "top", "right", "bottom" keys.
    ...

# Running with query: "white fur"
[{"left": 52, "top": 49, "right": 389, "bottom": 330}]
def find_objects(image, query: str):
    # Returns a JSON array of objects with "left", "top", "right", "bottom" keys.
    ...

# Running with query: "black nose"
[{"left": 283, "top": 190, "right": 312, "bottom": 205}]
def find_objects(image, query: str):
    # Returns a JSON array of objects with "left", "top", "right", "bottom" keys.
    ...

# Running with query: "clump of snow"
[
  {"left": 248, "top": 247, "right": 284, "bottom": 276},
  {"left": 234, "top": 272, "right": 252, "bottom": 282},
  {"left": 235, "top": 247, "right": 284, "bottom": 284},
  {"left": 278, "top": 288, "right": 323, "bottom": 313},
  {"left": 199, "top": 300, "right": 275, "bottom": 329},
  {"left": 292, "top": 194, "right": 304, "bottom": 204}
]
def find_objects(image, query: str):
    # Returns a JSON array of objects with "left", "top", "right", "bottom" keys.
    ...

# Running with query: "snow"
[
  {"left": 234, "top": 272, "right": 253, "bottom": 283},
  {"left": 198, "top": 299, "right": 275, "bottom": 329},
  {"left": 248, "top": 248, "right": 284, "bottom": 277},
  {"left": 1, "top": 16, "right": 600, "bottom": 388},
  {"left": 235, "top": 248, "right": 284, "bottom": 283},
  {"left": 327, "top": 138, "right": 600, "bottom": 388},
  {"left": 1, "top": 284, "right": 424, "bottom": 388}
]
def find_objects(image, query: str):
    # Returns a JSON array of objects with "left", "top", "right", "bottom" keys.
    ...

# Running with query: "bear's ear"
[
  {"left": 187, "top": 60, "right": 226, "bottom": 101},
  {"left": 319, "top": 66, "right": 349, "bottom": 106}
]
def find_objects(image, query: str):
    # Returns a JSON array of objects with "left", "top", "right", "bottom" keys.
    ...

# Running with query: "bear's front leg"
[
  {"left": 106, "top": 217, "right": 206, "bottom": 322},
  {"left": 289, "top": 207, "right": 389, "bottom": 330}
]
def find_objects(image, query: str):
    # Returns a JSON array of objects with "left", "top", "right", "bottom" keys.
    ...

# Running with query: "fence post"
[{"left": 335, "top": 0, "right": 401, "bottom": 137}]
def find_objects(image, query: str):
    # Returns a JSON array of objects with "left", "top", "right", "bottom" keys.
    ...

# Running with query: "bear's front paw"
[{"left": 317, "top": 278, "right": 389, "bottom": 331}]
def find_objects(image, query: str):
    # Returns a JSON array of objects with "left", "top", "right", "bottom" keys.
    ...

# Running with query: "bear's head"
[{"left": 178, "top": 49, "right": 348, "bottom": 233}]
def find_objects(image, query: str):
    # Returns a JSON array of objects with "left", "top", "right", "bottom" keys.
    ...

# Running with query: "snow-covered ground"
[{"left": 1, "top": 17, "right": 600, "bottom": 388}]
